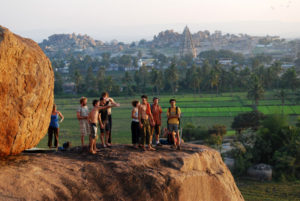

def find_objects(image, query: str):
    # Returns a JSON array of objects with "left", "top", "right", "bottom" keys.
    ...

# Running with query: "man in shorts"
[
  {"left": 88, "top": 100, "right": 119, "bottom": 154},
  {"left": 88, "top": 100, "right": 101, "bottom": 154},
  {"left": 138, "top": 95, "right": 155, "bottom": 151},
  {"left": 167, "top": 98, "right": 181, "bottom": 150},
  {"left": 151, "top": 97, "right": 162, "bottom": 146},
  {"left": 77, "top": 97, "right": 90, "bottom": 148}
]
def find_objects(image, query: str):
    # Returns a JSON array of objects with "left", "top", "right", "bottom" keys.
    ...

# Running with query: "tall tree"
[
  {"left": 85, "top": 66, "right": 96, "bottom": 92},
  {"left": 96, "top": 66, "right": 106, "bottom": 93},
  {"left": 54, "top": 72, "right": 63, "bottom": 94},
  {"left": 247, "top": 74, "right": 265, "bottom": 110},
  {"left": 200, "top": 60, "right": 211, "bottom": 91},
  {"left": 274, "top": 89, "right": 288, "bottom": 114},
  {"left": 105, "top": 76, "right": 114, "bottom": 93},
  {"left": 122, "top": 71, "right": 133, "bottom": 95},
  {"left": 139, "top": 65, "right": 149, "bottom": 92},
  {"left": 186, "top": 65, "right": 201, "bottom": 94},
  {"left": 101, "top": 52, "right": 111, "bottom": 68},
  {"left": 73, "top": 69, "right": 83, "bottom": 93},
  {"left": 150, "top": 69, "right": 163, "bottom": 95},
  {"left": 134, "top": 70, "right": 142, "bottom": 92},
  {"left": 165, "top": 63, "right": 179, "bottom": 95},
  {"left": 281, "top": 67, "right": 299, "bottom": 91}
]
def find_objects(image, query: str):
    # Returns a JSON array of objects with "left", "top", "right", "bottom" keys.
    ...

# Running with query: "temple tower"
[{"left": 180, "top": 26, "right": 197, "bottom": 58}]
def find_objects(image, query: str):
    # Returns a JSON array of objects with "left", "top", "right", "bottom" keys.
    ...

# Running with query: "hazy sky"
[{"left": 1, "top": 0, "right": 300, "bottom": 42}]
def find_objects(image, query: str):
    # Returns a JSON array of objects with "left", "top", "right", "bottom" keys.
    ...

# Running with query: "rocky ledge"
[{"left": 0, "top": 144, "right": 244, "bottom": 201}]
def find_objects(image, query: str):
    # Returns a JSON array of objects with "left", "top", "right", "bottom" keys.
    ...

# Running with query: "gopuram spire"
[{"left": 180, "top": 26, "right": 197, "bottom": 58}]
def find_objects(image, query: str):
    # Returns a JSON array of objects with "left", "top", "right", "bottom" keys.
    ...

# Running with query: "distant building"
[
  {"left": 281, "top": 62, "right": 295, "bottom": 69},
  {"left": 137, "top": 58, "right": 155, "bottom": 68},
  {"left": 219, "top": 58, "right": 233, "bottom": 66},
  {"left": 180, "top": 26, "right": 197, "bottom": 58}
]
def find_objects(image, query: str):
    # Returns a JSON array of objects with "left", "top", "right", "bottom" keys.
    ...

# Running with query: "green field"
[
  {"left": 238, "top": 179, "right": 300, "bottom": 201},
  {"left": 37, "top": 92, "right": 300, "bottom": 148}
]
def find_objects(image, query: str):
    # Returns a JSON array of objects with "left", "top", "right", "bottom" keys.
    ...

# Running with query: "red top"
[
  {"left": 151, "top": 104, "right": 162, "bottom": 125},
  {"left": 146, "top": 103, "right": 152, "bottom": 116}
]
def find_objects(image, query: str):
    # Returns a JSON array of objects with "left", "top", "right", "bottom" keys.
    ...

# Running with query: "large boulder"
[
  {"left": 0, "top": 26, "right": 54, "bottom": 156},
  {"left": 0, "top": 144, "right": 244, "bottom": 201}
]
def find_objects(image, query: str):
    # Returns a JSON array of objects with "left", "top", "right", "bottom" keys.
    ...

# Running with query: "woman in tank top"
[{"left": 48, "top": 104, "right": 64, "bottom": 148}]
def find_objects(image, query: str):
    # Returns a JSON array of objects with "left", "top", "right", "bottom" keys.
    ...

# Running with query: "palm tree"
[
  {"left": 151, "top": 69, "right": 163, "bottom": 95},
  {"left": 281, "top": 67, "right": 299, "bottom": 91},
  {"left": 85, "top": 66, "right": 96, "bottom": 92},
  {"left": 188, "top": 65, "right": 201, "bottom": 95},
  {"left": 247, "top": 74, "right": 264, "bottom": 110},
  {"left": 210, "top": 69, "right": 220, "bottom": 96},
  {"left": 73, "top": 69, "right": 83, "bottom": 93},
  {"left": 139, "top": 65, "right": 149, "bottom": 93},
  {"left": 210, "top": 61, "right": 222, "bottom": 96},
  {"left": 122, "top": 72, "right": 133, "bottom": 95},
  {"left": 165, "top": 63, "right": 179, "bottom": 95},
  {"left": 96, "top": 66, "right": 106, "bottom": 92},
  {"left": 274, "top": 89, "right": 288, "bottom": 114}
]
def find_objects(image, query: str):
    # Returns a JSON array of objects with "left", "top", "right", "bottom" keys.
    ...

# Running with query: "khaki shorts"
[
  {"left": 79, "top": 119, "right": 90, "bottom": 136},
  {"left": 90, "top": 123, "right": 98, "bottom": 139}
]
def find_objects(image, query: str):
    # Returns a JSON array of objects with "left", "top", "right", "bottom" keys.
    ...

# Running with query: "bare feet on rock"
[
  {"left": 148, "top": 146, "right": 156, "bottom": 151},
  {"left": 89, "top": 150, "right": 97, "bottom": 155}
]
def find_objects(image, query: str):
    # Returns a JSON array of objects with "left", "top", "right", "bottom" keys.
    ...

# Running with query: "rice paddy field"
[
  {"left": 37, "top": 91, "right": 300, "bottom": 148},
  {"left": 238, "top": 179, "right": 300, "bottom": 201}
]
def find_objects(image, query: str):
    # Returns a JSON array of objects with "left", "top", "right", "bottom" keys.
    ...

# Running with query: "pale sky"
[{"left": 1, "top": 0, "right": 300, "bottom": 42}]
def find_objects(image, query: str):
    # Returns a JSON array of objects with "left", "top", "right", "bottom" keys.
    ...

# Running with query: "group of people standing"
[
  {"left": 131, "top": 95, "right": 181, "bottom": 151},
  {"left": 47, "top": 92, "right": 182, "bottom": 154}
]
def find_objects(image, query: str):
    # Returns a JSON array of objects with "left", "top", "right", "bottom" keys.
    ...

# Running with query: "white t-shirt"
[{"left": 77, "top": 106, "right": 89, "bottom": 117}]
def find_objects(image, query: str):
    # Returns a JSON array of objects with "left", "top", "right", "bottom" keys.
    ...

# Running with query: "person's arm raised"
[
  {"left": 108, "top": 98, "right": 118, "bottom": 105},
  {"left": 97, "top": 103, "right": 120, "bottom": 110}
]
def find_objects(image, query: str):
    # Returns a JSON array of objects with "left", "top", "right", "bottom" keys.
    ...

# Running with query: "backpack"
[{"left": 167, "top": 107, "right": 180, "bottom": 129}]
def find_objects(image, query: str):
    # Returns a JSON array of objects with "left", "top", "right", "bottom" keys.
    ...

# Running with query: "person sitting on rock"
[
  {"left": 48, "top": 104, "right": 64, "bottom": 149},
  {"left": 161, "top": 128, "right": 178, "bottom": 147}
]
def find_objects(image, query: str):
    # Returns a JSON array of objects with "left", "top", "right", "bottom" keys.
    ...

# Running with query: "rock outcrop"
[
  {"left": 0, "top": 144, "right": 244, "bottom": 201},
  {"left": 0, "top": 26, "right": 54, "bottom": 156}
]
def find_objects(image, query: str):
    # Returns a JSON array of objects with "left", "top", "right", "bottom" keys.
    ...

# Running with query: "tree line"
[{"left": 53, "top": 50, "right": 300, "bottom": 99}]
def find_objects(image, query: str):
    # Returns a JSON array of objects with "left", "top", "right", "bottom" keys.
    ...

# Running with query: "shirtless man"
[
  {"left": 101, "top": 92, "right": 119, "bottom": 144},
  {"left": 88, "top": 100, "right": 119, "bottom": 154},
  {"left": 138, "top": 95, "right": 155, "bottom": 151}
]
